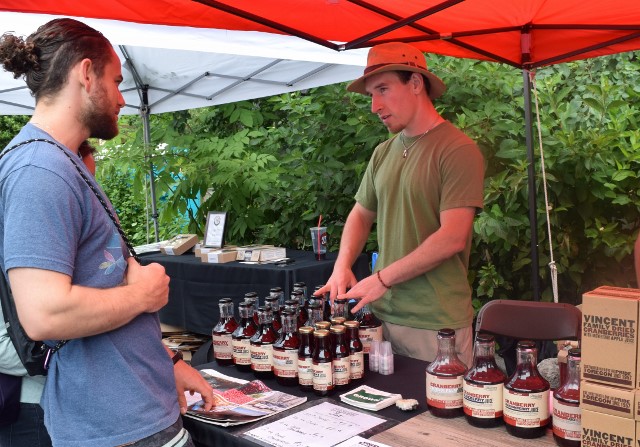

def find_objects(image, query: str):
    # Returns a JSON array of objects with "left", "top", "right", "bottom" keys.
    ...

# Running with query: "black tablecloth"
[
  {"left": 141, "top": 250, "right": 370, "bottom": 335},
  {"left": 183, "top": 341, "right": 429, "bottom": 447}
]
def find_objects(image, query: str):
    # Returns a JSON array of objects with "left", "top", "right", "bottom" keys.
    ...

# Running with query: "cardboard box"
[
  {"left": 201, "top": 249, "right": 238, "bottom": 264},
  {"left": 581, "top": 380, "right": 635, "bottom": 419},
  {"left": 581, "top": 286, "right": 640, "bottom": 389},
  {"left": 236, "top": 245, "right": 286, "bottom": 262},
  {"left": 160, "top": 234, "right": 198, "bottom": 256},
  {"left": 582, "top": 409, "right": 636, "bottom": 447}
]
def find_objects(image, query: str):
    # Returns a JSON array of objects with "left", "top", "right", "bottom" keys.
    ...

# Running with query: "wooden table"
[{"left": 370, "top": 411, "right": 556, "bottom": 447}]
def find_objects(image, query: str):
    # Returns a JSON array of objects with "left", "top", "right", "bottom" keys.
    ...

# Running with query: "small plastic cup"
[
  {"left": 369, "top": 340, "right": 380, "bottom": 372},
  {"left": 309, "top": 226, "right": 328, "bottom": 260},
  {"left": 379, "top": 341, "right": 394, "bottom": 375}
]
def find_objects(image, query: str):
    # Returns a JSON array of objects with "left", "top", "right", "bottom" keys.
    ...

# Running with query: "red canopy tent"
[
  {"left": 2, "top": 0, "right": 639, "bottom": 299},
  {"left": 3, "top": 0, "right": 638, "bottom": 68}
]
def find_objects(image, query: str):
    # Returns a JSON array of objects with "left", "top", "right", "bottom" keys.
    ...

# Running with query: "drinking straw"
[{"left": 317, "top": 215, "right": 322, "bottom": 254}]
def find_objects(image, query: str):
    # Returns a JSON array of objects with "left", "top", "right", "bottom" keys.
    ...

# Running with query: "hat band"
[{"left": 364, "top": 61, "right": 424, "bottom": 75}]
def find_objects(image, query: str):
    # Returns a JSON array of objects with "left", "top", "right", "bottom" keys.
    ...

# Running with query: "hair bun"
[{"left": 0, "top": 33, "right": 40, "bottom": 79}]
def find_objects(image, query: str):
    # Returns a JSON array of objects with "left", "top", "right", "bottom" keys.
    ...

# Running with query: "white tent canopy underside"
[{"left": 0, "top": 12, "right": 368, "bottom": 115}]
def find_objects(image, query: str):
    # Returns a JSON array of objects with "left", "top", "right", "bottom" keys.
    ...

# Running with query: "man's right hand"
[
  {"left": 314, "top": 266, "right": 357, "bottom": 303},
  {"left": 125, "top": 258, "right": 170, "bottom": 313}
]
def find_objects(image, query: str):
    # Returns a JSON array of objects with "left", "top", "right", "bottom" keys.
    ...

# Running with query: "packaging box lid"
[{"left": 160, "top": 234, "right": 198, "bottom": 256}]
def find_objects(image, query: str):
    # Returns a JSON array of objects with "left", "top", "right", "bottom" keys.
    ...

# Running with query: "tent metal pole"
[
  {"left": 140, "top": 88, "right": 160, "bottom": 242},
  {"left": 522, "top": 69, "right": 540, "bottom": 301}
]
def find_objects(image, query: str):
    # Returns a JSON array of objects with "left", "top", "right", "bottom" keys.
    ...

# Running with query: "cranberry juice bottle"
[
  {"left": 244, "top": 292, "right": 260, "bottom": 326},
  {"left": 552, "top": 348, "right": 581, "bottom": 447},
  {"left": 231, "top": 302, "right": 257, "bottom": 372},
  {"left": 426, "top": 328, "right": 467, "bottom": 418},
  {"left": 249, "top": 306, "right": 277, "bottom": 379},
  {"left": 297, "top": 326, "right": 315, "bottom": 391},
  {"left": 463, "top": 334, "right": 506, "bottom": 427},
  {"left": 211, "top": 298, "right": 238, "bottom": 366},
  {"left": 356, "top": 303, "right": 383, "bottom": 354},
  {"left": 344, "top": 320, "right": 364, "bottom": 382},
  {"left": 290, "top": 291, "right": 307, "bottom": 329},
  {"left": 264, "top": 295, "right": 282, "bottom": 333},
  {"left": 330, "top": 324, "right": 350, "bottom": 390},
  {"left": 312, "top": 329, "right": 334, "bottom": 396},
  {"left": 273, "top": 310, "right": 300, "bottom": 386},
  {"left": 503, "top": 340, "right": 550, "bottom": 439}
]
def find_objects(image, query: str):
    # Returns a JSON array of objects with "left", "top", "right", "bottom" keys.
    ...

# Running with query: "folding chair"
[{"left": 475, "top": 299, "right": 582, "bottom": 342}]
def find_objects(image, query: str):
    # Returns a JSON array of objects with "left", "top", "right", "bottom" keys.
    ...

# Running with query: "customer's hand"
[
  {"left": 173, "top": 361, "right": 215, "bottom": 414},
  {"left": 124, "top": 258, "right": 170, "bottom": 313}
]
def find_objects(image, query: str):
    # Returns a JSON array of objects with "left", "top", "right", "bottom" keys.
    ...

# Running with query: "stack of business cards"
[{"left": 339, "top": 385, "right": 402, "bottom": 411}]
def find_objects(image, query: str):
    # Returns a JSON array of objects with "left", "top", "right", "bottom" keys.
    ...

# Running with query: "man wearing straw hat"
[{"left": 318, "top": 42, "right": 484, "bottom": 366}]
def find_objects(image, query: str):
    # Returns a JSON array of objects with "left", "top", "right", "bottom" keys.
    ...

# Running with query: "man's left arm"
[{"left": 348, "top": 207, "right": 476, "bottom": 313}]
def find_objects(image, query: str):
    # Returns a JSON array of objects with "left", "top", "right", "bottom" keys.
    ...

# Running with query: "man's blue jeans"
[{"left": 0, "top": 403, "right": 51, "bottom": 447}]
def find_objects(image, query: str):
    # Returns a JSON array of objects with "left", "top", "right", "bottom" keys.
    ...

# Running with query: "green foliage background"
[{"left": 5, "top": 53, "right": 637, "bottom": 311}]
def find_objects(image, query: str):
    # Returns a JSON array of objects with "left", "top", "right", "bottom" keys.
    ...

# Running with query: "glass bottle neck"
[
  {"left": 281, "top": 314, "right": 296, "bottom": 333},
  {"left": 473, "top": 340, "right": 495, "bottom": 360},
  {"left": 238, "top": 305, "right": 252, "bottom": 320},
  {"left": 219, "top": 303, "right": 234, "bottom": 318},
  {"left": 565, "top": 355, "right": 581, "bottom": 383},
  {"left": 436, "top": 335, "right": 457, "bottom": 358},
  {"left": 258, "top": 310, "right": 273, "bottom": 326},
  {"left": 516, "top": 348, "right": 538, "bottom": 367}
]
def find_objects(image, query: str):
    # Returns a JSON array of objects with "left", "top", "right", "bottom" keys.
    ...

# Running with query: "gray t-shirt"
[{"left": 0, "top": 124, "right": 178, "bottom": 446}]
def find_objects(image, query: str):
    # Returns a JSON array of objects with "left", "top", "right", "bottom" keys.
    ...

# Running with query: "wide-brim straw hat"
[{"left": 347, "top": 42, "right": 446, "bottom": 99}]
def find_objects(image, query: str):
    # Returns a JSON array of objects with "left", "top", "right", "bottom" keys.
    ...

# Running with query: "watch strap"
[{"left": 171, "top": 350, "right": 183, "bottom": 365}]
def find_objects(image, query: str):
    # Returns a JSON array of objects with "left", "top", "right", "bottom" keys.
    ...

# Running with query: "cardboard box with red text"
[
  {"left": 581, "top": 409, "right": 636, "bottom": 446},
  {"left": 581, "top": 286, "right": 640, "bottom": 389},
  {"left": 581, "top": 380, "right": 635, "bottom": 419}
]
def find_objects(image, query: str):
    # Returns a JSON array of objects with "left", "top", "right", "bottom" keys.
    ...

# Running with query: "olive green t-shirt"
[{"left": 355, "top": 121, "right": 484, "bottom": 330}]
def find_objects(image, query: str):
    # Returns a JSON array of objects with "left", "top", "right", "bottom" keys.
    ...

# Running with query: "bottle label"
[
  {"left": 462, "top": 381, "right": 504, "bottom": 418},
  {"left": 503, "top": 389, "right": 550, "bottom": 428},
  {"left": 349, "top": 351, "right": 364, "bottom": 380},
  {"left": 426, "top": 373, "right": 464, "bottom": 409},
  {"left": 298, "top": 357, "right": 314, "bottom": 386},
  {"left": 273, "top": 350, "right": 298, "bottom": 378},
  {"left": 312, "top": 361, "right": 334, "bottom": 391},
  {"left": 250, "top": 344, "right": 273, "bottom": 372},
  {"left": 333, "top": 357, "right": 350, "bottom": 386},
  {"left": 552, "top": 398, "right": 581, "bottom": 441},
  {"left": 212, "top": 333, "right": 233, "bottom": 359},
  {"left": 232, "top": 338, "right": 251, "bottom": 365},
  {"left": 359, "top": 327, "right": 383, "bottom": 354}
]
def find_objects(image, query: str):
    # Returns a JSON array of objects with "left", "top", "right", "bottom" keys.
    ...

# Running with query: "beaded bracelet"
[{"left": 377, "top": 270, "right": 391, "bottom": 289}]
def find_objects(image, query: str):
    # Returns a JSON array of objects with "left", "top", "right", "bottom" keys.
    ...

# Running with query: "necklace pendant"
[{"left": 402, "top": 148, "right": 408, "bottom": 158}]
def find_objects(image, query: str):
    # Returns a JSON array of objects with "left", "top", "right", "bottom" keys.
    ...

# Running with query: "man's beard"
[{"left": 81, "top": 84, "right": 119, "bottom": 140}]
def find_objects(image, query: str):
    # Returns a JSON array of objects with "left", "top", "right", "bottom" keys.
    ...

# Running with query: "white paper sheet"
[{"left": 244, "top": 401, "right": 386, "bottom": 447}]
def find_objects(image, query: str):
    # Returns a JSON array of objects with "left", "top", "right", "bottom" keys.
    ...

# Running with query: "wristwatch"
[{"left": 171, "top": 350, "right": 183, "bottom": 365}]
